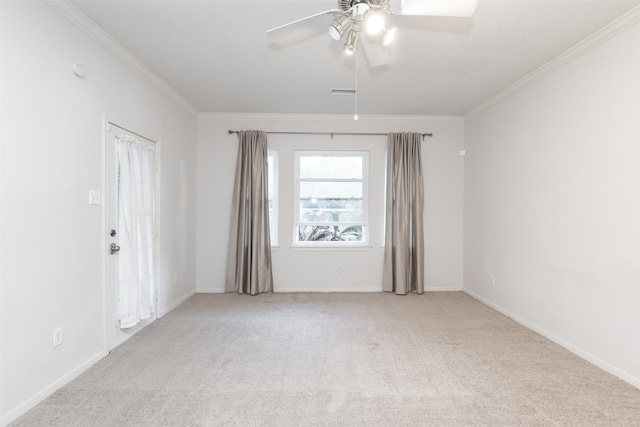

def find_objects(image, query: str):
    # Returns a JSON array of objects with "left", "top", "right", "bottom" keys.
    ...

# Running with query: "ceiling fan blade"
[
  {"left": 267, "top": 10, "right": 341, "bottom": 46},
  {"left": 387, "top": 14, "right": 474, "bottom": 34},
  {"left": 400, "top": 0, "right": 477, "bottom": 17}
]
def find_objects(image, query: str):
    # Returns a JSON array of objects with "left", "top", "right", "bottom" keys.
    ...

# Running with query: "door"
[{"left": 106, "top": 123, "right": 158, "bottom": 352}]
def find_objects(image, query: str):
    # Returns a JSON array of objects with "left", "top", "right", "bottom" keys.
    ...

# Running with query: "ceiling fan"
[{"left": 267, "top": 0, "right": 478, "bottom": 67}]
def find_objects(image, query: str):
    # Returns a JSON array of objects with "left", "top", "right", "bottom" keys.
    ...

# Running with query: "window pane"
[
  {"left": 299, "top": 156, "right": 362, "bottom": 179},
  {"left": 267, "top": 155, "right": 274, "bottom": 200},
  {"left": 300, "top": 181, "right": 362, "bottom": 199},
  {"left": 299, "top": 185, "right": 363, "bottom": 224},
  {"left": 298, "top": 226, "right": 364, "bottom": 242},
  {"left": 294, "top": 151, "right": 368, "bottom": 245}
]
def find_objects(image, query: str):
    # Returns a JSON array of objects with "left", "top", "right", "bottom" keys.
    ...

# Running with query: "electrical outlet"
[
  {"left": 88, "top": 190, "right": 101, "bottom": 205},
  {"left": 337, "top": 264, "right": 343, "bottom": 273},
  {"left": 53, "top": 328, "right": 63, "bottom": 347}
]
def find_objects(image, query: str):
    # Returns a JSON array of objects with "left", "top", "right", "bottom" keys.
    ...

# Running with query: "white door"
[{"left": 106, "top": 123, "right": 158, "bottom": 352}]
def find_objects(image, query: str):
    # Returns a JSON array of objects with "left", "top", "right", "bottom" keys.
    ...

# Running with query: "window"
[
  {"left": 294, "top": 151, "right": 368, "bottom": 245},
  {"left": 267, "top": 151, "right": 278, "bottom": 246}
]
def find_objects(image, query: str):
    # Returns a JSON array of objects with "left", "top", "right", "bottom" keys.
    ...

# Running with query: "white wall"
[
  {"left": 4, "top": 0, "right": 636, "bottom": 423},
  {"left": 463, "top": 21, "right": 640, "bottom": 386},
  {"left": 0, "top": 1, "right": 198, "bottom": 423},
  {"left": 197, "top": 114, "right": 464, "bottom": 293}
]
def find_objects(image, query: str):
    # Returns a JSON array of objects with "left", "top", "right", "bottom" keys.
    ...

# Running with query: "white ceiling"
[{"left": 70, "top": 0, "right": 640, "bottom": 116}]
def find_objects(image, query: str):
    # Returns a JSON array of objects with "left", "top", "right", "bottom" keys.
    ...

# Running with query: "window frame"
[
  {"left": 267, "top": 150, "right": 278, "bottom": 247},
  {"left": 293, "top": 150, "right": 369, "bottom": 247}
]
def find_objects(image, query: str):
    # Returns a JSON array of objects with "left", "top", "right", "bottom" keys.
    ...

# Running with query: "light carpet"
[{"left": 12, "top": 292, "right": 640, "bottom": 426}]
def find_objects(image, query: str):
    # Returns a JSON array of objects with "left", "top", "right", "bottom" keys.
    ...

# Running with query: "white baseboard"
[
  {"left": 196, "top": 287, "right": 226, "bottom": 293},
  {"left": 195, "top": 287, "right": 462, "bottom": 294},
  {"left": 158, "top": 289, "right": 197, "bottom": 317},
  {"left": 274, "top": 286, "right": 383, "bottom": 293},
  {"left": 1, "top": 350, "right": 107, "bottom": 427},
  {"left": 425, "top": 287, "right": 464, "bottom": 292},
  {"left": 463, "top": 289, "right": 640, "bottom": 389}
]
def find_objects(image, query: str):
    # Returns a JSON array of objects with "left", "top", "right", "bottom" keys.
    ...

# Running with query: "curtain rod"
[
  {"left": 108, "top": 121, "right": 159, "bottom": 144},
  {"left": 227, "top": 130, "right": 433, "bottom": 140}
]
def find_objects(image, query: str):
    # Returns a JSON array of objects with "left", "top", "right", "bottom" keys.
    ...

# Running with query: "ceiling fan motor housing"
[{"left": 339, "top": 0, "right": 387, "bottom": 12}]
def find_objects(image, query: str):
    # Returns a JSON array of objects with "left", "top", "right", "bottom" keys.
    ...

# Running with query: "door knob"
[{"left": 110, "top": 243, "right": 121, "bottom": 254}]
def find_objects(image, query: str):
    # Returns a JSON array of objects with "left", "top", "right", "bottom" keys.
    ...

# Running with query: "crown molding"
[
  {"left": 198, "top": 112, "right": 464, "bottom": 123},
  {"left": 464, "top": 5, "right": 640, "bottom": 120},
  {"left": 45, "top": 0, "right": 199, "bottom": 116}
]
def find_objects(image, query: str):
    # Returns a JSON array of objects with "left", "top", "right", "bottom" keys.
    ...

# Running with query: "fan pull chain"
[{"left": 353, "top": 50, "right": 359, "bottom": 121}]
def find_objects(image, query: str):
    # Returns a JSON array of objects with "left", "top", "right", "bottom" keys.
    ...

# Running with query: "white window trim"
[
  {"left": 293, "top": 150, "right": 369, "bottom": 247},
  {"left": 268, "top": 150, "right": 278, "bottom": 247}
]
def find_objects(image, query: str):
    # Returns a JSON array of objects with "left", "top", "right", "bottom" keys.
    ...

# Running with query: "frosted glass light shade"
[
  {"left": 382, "top": 27, "right": 396, "bottom": 45},
  {"left": 344, "top": 29, "right": 360, "bottom": 55},
  {"left": 329, "top": 15, "right": 352, "bottom": 40}
]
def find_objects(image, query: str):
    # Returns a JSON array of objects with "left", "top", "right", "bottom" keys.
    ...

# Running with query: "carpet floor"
[{"left": 11, "top": 292, "right": 640, "bottom": 426}]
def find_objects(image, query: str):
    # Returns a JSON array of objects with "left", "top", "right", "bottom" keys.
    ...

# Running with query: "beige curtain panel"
[
  {"left": 383, "top": 132, "right": 425, "bottom": 295},
  {"left": 225, "top": 130, "right": 274, "bottom": 295}
]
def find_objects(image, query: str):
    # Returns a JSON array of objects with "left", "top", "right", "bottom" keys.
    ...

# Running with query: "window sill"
[{"left": 289, "top": 245, "right": 372, "bottom": 252}]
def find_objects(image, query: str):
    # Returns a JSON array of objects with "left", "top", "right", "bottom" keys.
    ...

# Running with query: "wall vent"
[{"left": 331, "top": 88, "right": 356, "bottom": 96}]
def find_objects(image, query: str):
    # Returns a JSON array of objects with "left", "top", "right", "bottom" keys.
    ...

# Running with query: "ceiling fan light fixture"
[
  {"left": 366, "top": 12, "right": 385, "bottom": 35},
  {"left": 382, "top": 27, "right": 396, "bottom": 45},
  {"left": 329, "top": 14, "right": 352, "bottom": 40},
  {"left": 344, "top": 29, "right": 360, "bottom": 55},
  {"left": 352, "top": 3, "right": 370, "bottom": 18}
]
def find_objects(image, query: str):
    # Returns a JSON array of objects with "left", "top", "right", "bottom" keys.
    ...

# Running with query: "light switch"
[{"left": 89, "top": 190, "right": 101, "bottom": 205}]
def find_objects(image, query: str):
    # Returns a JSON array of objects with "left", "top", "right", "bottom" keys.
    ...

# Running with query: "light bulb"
[{"left": 366, "top": 13, "right": 384, "bottom": 35}]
